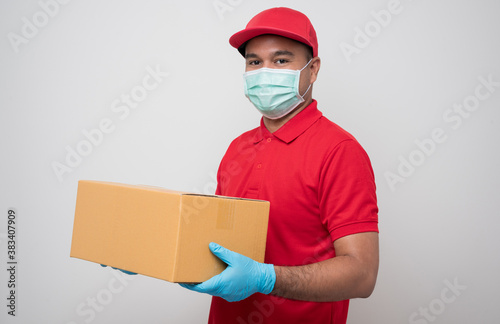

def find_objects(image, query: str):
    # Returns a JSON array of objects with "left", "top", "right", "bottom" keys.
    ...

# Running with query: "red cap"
[{"left": 229, "top": 7, "right": 318, "bottom": 57}]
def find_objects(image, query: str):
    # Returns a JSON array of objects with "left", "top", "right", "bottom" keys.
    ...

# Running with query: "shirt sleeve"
[{"left": 318, "top": 139, "right": 379, "bottom": 242}]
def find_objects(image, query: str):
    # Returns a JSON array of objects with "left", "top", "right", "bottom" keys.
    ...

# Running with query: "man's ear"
[{"left": 309, "top": 57, "right": 321, "bottom": 84}]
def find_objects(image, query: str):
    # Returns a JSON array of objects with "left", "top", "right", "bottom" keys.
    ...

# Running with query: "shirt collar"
[{"left": 253, "top": 100, "right": 323, "bottom": 144}]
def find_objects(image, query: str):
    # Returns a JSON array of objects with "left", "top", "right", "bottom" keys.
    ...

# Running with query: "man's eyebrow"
[
  {"left": 272, "top": 50, "right": 295, "bottom": 57},
  {"left": 245, "top": 50, "right": 295, "bottom": 59},
  {"left": 245, "top": 53, "right": 260, "bottom": 59}
]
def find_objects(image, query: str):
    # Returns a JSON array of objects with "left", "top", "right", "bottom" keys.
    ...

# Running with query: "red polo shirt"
[{"left": 209, "top": 100, "right": 378, "bottom": 324}]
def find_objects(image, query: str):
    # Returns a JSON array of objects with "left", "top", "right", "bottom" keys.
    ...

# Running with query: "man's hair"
[{"left": 305, "top": 46, "right": 313, "bottom": 61}]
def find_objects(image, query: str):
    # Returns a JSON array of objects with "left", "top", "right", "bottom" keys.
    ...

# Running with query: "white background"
[{"left": 1, "top": 0, "right": 499, "bottom": 323}]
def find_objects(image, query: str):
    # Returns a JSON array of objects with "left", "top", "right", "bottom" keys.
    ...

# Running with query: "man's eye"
[
  {"left": 248, "top": 60, "right": 260, "bottom": 66},
  {"left": 276, "top": 59, "right": 288, "bottom": 64}
]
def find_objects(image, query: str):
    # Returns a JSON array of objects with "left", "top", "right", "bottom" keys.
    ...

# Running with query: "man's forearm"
[
  {"left": 271, "top": 233, "right": 379, "bottom": 302},
  {"left": 271, "top": 256, "right": 377, "bottom": 302}
]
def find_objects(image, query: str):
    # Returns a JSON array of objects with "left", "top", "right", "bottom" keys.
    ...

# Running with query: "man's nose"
[{"left": 261, "top": 60, "right": 273, "bottom": 69}]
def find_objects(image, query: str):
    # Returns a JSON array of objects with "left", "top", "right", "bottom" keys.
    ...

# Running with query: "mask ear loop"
[
  {"left": 300, "top": 83, "right": 312, "bottom": 99},
  {"left": 298, "top": 58, "right": 314, "bottom": 98},
  {"left": 300, "top": 58, "right": 313, "bottom": 72}
]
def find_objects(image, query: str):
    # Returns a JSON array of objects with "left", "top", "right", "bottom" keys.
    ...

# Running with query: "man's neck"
[{"left": 263, "top": 98, "right": 312, "bottom": 133}]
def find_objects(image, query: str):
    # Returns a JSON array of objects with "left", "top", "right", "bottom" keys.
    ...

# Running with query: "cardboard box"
[{"left": 70, "top": 180, "right": 270, "bottom": 283}]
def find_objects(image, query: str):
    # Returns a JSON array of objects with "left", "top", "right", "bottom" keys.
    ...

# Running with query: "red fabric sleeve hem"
[{"left": 330, "top": 221, "right": 379, "bottom": 242}]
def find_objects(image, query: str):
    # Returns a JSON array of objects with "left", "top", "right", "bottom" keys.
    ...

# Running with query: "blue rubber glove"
[
  {"left": 100, "top": 264, "right": 137, "bottom": 275},
  {"left": 179, "top": 242, "right": 276, "bottom": 302}
]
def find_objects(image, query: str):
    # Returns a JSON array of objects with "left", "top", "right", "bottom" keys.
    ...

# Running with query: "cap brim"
[{"left": 229, "top": 27, "right": 313, "bottom": 57}]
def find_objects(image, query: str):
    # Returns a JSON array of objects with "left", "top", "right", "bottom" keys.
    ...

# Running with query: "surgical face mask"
[{"left": 243, "top": 59, "right": 312, "bottom": 119}]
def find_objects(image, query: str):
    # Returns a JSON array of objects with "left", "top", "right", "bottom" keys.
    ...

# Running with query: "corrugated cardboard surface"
[{"left": 70, "top": 180, "right": 270, "bottom": 283}]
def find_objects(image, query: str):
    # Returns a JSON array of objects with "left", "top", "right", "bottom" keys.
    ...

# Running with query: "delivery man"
[{"left": 180, "top": 7, "right": 379, "bottom": 324}]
